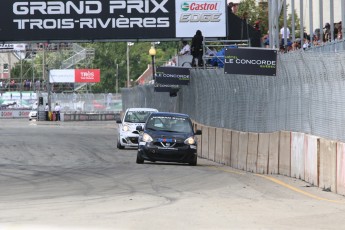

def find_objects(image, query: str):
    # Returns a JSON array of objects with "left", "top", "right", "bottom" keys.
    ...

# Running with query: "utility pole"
[{"left": 116, "top": 62, "right": 119, "bottom": 94}]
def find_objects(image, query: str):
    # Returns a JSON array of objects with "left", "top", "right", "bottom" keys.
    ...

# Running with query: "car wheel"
[
  {"left": 189, "top": 155, "right": 197, "bottom": 166},
  {"left": 117, "top": 141, "right": 124, "bottom": 149},
  {"left": 136, "top": 152, "right": 144, "bottom": 164}
]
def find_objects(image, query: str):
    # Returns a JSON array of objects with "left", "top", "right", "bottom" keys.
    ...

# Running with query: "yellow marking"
[
  {"left": 208, "top": 166, "right": 345, "bottom": 204},
  {"left": 208, "top": 166, "right": 245, "bottom": 175}
]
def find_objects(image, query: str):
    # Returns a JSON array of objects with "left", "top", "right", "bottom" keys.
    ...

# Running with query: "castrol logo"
[{"left": 181, "top": 2, "right": 219, "bottom": 11}]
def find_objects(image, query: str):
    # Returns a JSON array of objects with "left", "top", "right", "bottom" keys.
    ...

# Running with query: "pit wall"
[{"left": 193, "top": 122, "right": 345, "bottom": 196}]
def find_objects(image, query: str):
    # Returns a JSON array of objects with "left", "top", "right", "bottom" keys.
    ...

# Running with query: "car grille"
[{"left": 128, "top": 137, "right": 138, "bottom": 144}]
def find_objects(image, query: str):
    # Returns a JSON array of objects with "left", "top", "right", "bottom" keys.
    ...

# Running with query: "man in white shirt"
[
  {"left": 280, "top": 26, "right": 290, "bottom": 46},
  {"left": 45, "top": 103, "right": 49, "bottom": 120},
  {"left": 179, "top": 41, "right": 190, "bottom": 55},
  {"left": 54, "top": 103, "right": 61, "bottom": 121}
]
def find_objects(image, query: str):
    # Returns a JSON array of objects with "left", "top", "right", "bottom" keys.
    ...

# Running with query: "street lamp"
[
  {"left": 126, "top": 42, "right": 134, "bottom": 87},
  {"left": 149, "top": 46, "right": 156, "bottom": 82}
]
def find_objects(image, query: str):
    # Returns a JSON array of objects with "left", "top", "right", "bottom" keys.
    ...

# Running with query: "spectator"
[
  {"left": 45, "top": 103, "right": 49, "bottom": 121},
  {"left": 262, "top": 30, "right": 269, "bottom": 48},
  {"left": 54, "top": 103, "right": 61, "bottom": 121},
  {"left": 179, "top": 41, "right": 191, "bottom": 55},
  {"left": 280, "top": 26, "right": 291, "bottom": 46},
  {"left": 35, "top": 79, "right": 41, "bottom": 91},
  {"left": 323, "top": 23, "right": 331, "bottom": 42},
  {"left": 227, "top": 2, "right": 234, "bottom": 13},
  {"left": 191, "top": 30, "right": 204, "bottom": 67},
  {"left": 302, "top": 37, "right": 310, "bottom": 50}
]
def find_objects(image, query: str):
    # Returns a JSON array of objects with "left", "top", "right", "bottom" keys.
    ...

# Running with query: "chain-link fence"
[{"left": 122, "top": 42, "right": 345, "bottom": 142}]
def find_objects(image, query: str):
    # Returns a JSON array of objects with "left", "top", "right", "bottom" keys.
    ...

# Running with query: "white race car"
[
  {"left": 116, "top": 108, "right": 158, "bottom": 149},
  {"left": 28, "top": 110, "right": 38, "bottom": 121}
]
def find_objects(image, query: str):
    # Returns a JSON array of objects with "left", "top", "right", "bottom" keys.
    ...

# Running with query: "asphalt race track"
[{"left": 1, "top": 119, "right": 345, "bottom": 230}]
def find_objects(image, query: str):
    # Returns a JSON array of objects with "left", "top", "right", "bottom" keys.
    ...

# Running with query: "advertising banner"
[
  {"left": 224, "top": 48, "right": 277, "bottom": 76},
  {"left": 0, "top": 0, "right": 227, "bottom": 42},
  {"left": 155, "top": 67, "right": 191, "bottom": 85},
  {"left": 49, "top": 69, "right": 100, "bottom": 83},
  {"left": 0, "top": 44, "right": 26, "bottom": 52},
  {"left": 175, "top": 0, "right": 226, "bottom": 38},
  {"left": 75, "top": 69, "right": 100, "bottom": 83},
  {"left": 154, "top": 84, "right": 179, "bottom": 92}
]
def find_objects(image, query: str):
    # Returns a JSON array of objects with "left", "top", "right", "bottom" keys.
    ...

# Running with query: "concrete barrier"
[
  {"left": 337, "top": 142, "right": 345, "bottom": 195},
  {"left": 222, "top": 129, "right": 231, "bottom": 166},
  {"left": 304, "top": 135, "right": 319, "bottom": 186},
  {"left": 195, "top": 123, "right": 203, "bottom": 158},
  {"left": 208, "top": 127, "right": 216, "bottom": 162},
  {"left": 231, "top": 131, "right": 239, "bottom": 168},
  {"left": 268, "top": 132, "right": 279, "bottom": 174},
  {"left": 257, "top": 133, "right": 269, "bottom": 174},
  {"left": 279, "top": 131, "right": 291, "bottom": 176},
  {"left": 201, "top": 126, "right": 209, "bottom": 159},
  {"left": 247, "top": 132, "right": 258, "bottom": 173},
  {"left": 238, "top": 132, "right": 248, "bottom": 171},
  {"left": 291, "top": 132, "right": 305, "bottom": 180},
  {"left": 319, "top": 138, "right": 337, "bottom": 192},
  {"left": 215, "top": 128, "right": 223, "bottom": 164}
]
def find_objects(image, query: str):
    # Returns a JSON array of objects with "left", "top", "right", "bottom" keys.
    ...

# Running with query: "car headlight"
[
  {"left": 143, "top": 133, "right": 153, "bottom": 142},
  {"left": 122, "top": 125, "right": 129, "bottom": 132},
  {"left": 184, "top": 136, "right": 196, "bottom": 145}
]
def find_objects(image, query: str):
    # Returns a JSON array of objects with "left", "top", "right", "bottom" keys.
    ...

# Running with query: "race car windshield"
[
  {"left": 146, "top": 116, "right": 193, "bottom": 133},
  {"left": 124, "top": 111, "right": 152, "bottom": 123}
]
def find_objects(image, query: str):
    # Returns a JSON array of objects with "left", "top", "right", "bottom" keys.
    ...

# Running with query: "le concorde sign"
[
  {"left": 155, "top": 66, "right": 191, "bottom": 85},
  {"left": 224, "top": 48, "right": 277, "bottom": 76},
  {"left": 0, "top": 0, "right": 226, "bottom": 42}
]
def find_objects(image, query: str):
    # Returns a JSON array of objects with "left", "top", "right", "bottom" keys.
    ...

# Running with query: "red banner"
[{"left": 75, "top": 69, "right": 100, "bottom": 83}]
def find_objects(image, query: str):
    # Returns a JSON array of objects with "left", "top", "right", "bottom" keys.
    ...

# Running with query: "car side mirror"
[
  {"left": 136, "top": 126, "right": 143, "bottom": 131},
  {"left": 116, "top": 119, "right": 122, "bottom": 124},
  {"left": 195, "top": 129, "right": 202, "bottom": 135}
]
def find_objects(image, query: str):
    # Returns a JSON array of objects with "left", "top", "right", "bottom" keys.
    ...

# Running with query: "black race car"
[{"left": 136, "top": 112, "right": 202, "bottom": 166}]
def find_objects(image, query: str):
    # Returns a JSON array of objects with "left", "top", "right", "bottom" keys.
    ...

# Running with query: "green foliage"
[{"left": 235, "top": 0, "right": 301, "bottom": 37}]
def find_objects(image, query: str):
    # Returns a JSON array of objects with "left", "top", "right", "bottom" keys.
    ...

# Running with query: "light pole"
[
  {"left": 126, "top": 42, "right": 134, "bottom": 87},
  {"left": 149, "top": 46, "right": 156, "bottom": 82}
]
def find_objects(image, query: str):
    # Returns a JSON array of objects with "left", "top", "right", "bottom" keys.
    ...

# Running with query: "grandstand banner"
[
  {"left": 155, "top": 67, "right": 190, "bottom": 85},
  {"left": 49, "top": 69, "right": 100, "bottom": 83},
  {"left": 224, "top": 48, "right": 277, "bottom": 76},
  {"left": 0, "top": 0, "right": 226, "bottom": 42}
]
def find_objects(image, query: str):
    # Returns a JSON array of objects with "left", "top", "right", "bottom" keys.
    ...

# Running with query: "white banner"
[
  {"left": 175, "top": 0, "right": 226, "bottom": 38},
  {"left": 0, "top": 43, "right": 26, "bottom": 52},
  {"left": 49, "top": 69, "right": 75, "bottom": 83}
]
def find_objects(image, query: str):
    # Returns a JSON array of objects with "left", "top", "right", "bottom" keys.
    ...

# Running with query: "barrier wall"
[
  {"left": 279, "top": 131, "right": 291, "bottom": 176},
  {"left": 222, "top": 129, "right": 231, "bottom": 165},
  {"left": 208, "top": 127, "right": 216, "bottom": 162},
  {"left": 304, "top": 135, "right": 319, "bottom": 186},
  {"left": 291, "top": 132, "right": 305, "bottom": 180},
  {"left": 336, "top": 142, "right": 345, "bottom": 196},
  {"left": 201, "top": 126, "right": 209, "bottom": 159},
  {"left": 230, "top": 131, "right": 239, "bottom": 168},
  {"left": 319, "top": 139, "right": 337, "bottom": 192},
  {"left": 238, "top": 132, "right": 248, "bottom": 171},
  {"left": 257, "top": 133, "right": 269, "bottom": 174},
  {"left": 268, "top": 132, "right": 279, "bottom": 174},
  {"left": 215, "top": 128, "right": 223, "bottom": 164},
  {"left": 195, "top": 124, "right": 345, "bottom": 197},
  {"left": 247, "top": 133, "right": 258, "bottom": 173}
]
